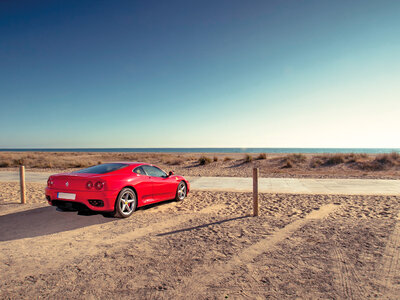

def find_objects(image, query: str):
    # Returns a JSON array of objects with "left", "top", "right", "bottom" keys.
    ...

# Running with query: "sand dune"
[{"left": 1, "top": 151, "right": 399, "bottom": 179}]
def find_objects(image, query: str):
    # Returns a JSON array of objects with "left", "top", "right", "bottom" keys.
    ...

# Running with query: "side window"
[
  {"left": 142, "top": 165, "right": 167, "bottom": 178},
  {"left": 133, "top": 166, "right": 146, "bottom": 175}
]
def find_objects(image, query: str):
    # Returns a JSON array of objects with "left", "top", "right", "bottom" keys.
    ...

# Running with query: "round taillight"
[
  {"left": 86, "top": 181, "right": 93, "bottom": 189},
  {"left": 94, "top": 181, "right": 104, "bottom": 190},
  {"left": 47, "top": 178, "right": 54, "bottom": 187}
]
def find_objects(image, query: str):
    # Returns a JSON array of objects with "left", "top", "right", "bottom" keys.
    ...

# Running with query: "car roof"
[{"left": 112, "top": 162, "right": 152, "bottom": 168}]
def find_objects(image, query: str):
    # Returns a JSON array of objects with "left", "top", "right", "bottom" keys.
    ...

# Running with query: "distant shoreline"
[{"left": 0, "top": 148, "right": 399, "bottom": 154}]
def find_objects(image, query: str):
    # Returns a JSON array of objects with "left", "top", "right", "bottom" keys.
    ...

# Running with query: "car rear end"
[{"left": 45, "top": 173, "right": 118, "bottom": 212}]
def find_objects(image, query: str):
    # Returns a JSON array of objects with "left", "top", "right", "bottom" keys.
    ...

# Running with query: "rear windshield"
[{"left": 74, "top": 163, "right": 128, "bottom": 174}]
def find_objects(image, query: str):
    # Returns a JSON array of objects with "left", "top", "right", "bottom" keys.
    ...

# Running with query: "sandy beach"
[
  {"left": 1, "top": 176, "right": 400, "bottom": 298},
  {"left": 0, "top": 152, "right": 399, "bottom": 298}
]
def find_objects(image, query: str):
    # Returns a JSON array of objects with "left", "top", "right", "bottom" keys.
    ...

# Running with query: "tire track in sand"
[
  {"left": 332, "top": 242, "right": 367, "bottom": 299},
  {"left": 173, "top": 203, "right": 339, "bottom": 297},
  {"left": 377, "top": 211, "right": 400, "bottom": 296}
]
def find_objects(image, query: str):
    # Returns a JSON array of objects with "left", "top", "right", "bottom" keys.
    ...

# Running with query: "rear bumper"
[{"left": 45, "top": 187, "right": 119, "bottom": 211}]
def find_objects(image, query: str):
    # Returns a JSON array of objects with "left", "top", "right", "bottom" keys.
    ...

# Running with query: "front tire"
[
  {"left": 112, "top": 188, "right": 137, "bottom": 218},
  {"left": 175, "top": 181, "right": 187, "bottom": 201}
]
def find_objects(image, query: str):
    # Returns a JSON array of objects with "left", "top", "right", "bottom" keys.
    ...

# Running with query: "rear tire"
[
  {"left": 175, "top": 181, "right": 187, "bottom": 201},
  {"left": 111, "top": 188, "right": 137, "bottom": 218}
]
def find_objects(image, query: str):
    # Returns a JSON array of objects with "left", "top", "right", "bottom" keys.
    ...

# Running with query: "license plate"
[{"left": 57, "top": 192, "right": 76, "bottom": 200}]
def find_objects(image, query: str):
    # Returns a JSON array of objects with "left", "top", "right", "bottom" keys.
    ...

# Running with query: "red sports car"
[{"left": 45, "top": 162, "right": 190, "bottom": 218}]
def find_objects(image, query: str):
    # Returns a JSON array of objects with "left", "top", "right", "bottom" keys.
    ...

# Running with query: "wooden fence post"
[
  {"left": 20, "top": 165, "right": 26, "bottom": 204},
  {"left": 253, "top": 168, "right": 259, "bottom": 216}
]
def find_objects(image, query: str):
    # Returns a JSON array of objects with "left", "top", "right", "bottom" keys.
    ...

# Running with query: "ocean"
[{"left": 0, "top": 148, "right": 399, "bottom": 154}]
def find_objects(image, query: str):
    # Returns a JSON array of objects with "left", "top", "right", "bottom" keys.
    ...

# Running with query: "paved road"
[
  {"left": 0, "top": 171, "right": 399, "bottom": 196},
  {"left": 0, "top": 171, "right": 50, "bottom": 183},
  {"left": 189, "top": 177, "right": 400, "bottom": 195}
]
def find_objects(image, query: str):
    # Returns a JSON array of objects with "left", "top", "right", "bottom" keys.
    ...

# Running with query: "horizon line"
[{"left": 1, "top": 147, "right": 399, "bottom": 150}]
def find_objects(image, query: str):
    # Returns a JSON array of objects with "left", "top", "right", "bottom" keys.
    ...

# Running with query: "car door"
[
  {"left": 141, "top": 165, "right": 177, "bottom": 201},
  {"left": 132, "top": 166, "right": 154, "bottom": 205}
]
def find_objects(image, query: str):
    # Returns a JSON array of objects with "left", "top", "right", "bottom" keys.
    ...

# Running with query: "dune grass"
[
  {"left": 280, "top": 153, "right": 307, "bottom": 168},
  {"left": 0, "top": 152, "right": 398, "bottom": 178},
  {"left": 256, "top": 153, "right": 267, "bottom": 160},
  {"left": 198, "top": 156, "right": 212, "bottom": 165},
  {"left": 244, "top": 154, "right": 253, "bottom": 163}
]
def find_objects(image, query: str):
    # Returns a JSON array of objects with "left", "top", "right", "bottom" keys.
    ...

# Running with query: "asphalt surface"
[{"left": 1, "top": 171, "right": 399, "bottom": 195}]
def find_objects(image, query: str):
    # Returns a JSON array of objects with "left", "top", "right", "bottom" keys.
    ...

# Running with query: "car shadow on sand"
[
  {"left": 0, "top": 206, "right": 114, "bottom": 242},
  {"left": 137, "top": 199, "right": 177, "bottom": 211}
]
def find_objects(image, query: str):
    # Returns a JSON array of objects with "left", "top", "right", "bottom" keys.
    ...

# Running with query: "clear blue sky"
[{"left": 1, "top": 0, "right": 399, "bottom": 148}]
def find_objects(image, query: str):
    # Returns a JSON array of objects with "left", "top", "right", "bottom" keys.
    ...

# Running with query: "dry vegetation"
[
  {"left": 0, "top": 151, "right": 400, "bottom": 179},
  {"left": 198, "top": 156, "right": 212, "bottom": 165},
  {"left": 256, "top": 153, "right": 267, "bottom": 160},
  {"left": 244, "top": 154, "right": 253, "bottom": 163}
]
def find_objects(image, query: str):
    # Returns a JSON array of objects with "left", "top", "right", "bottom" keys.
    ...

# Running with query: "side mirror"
[{"left": 168, "top": 171, "right": 174, "bottom": 176}]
